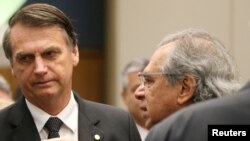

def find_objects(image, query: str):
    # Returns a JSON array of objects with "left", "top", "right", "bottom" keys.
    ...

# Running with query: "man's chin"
[
  {"left": 145, "top": 119, "right": 153, "bottom": 129},
  {"left": 35, "top": 91, "right": 57, "bottom": 98},
  {"left": 141, "top": 111, "right": 149, "bottom": 120}
]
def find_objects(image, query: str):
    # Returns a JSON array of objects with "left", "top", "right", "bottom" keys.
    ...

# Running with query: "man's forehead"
[
  {"left": 146, "top": 43, "right": 175, "bottom": 72},
  {"left": 143, "top": 61, "right": 160, "bottom": 73}
]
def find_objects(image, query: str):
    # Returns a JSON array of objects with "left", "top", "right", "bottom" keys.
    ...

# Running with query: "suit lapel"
[
  {"left": 78, "top": 111, "right": 104, "bottom": 141},
  {"left": 74, "top": 93, "right": 104, "bottom": 141},
  {"left": 8, "top": 97, "right": 40, "bottom": 141}
]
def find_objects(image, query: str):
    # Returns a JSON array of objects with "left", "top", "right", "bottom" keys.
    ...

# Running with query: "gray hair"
[
  {"left": 158, "top": 28, "right": 241, "bottom": 102},
  {"left": 121, "top": 58, "right": 149, "bottom": 91},
  {"left": 0, "top": 75, "right": 11, "bottom": 95}
]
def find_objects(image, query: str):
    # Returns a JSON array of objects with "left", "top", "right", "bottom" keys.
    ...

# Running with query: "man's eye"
[
  {"left": 144, "top": 78, "right": 154, "bottom": 86},
  {"left": 17, "top": 55, "right": 34, "bottom": 63},
  {"left": 43, "top": 50, "right": 58, "bottom": 58},
  {"left": 45, "top": 51, "right": 55, "bottom": 56}
]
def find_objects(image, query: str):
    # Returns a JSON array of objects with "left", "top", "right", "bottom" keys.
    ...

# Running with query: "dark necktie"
[{"left": 44, "top": 117, "right": 63, "bottom": 139}]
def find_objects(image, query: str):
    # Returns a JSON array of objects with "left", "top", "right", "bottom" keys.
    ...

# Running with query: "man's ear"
[
  {"left": 177, "top": 74, "right": 196, "bottom": 105},
  {"left": 121, "top": 90, "right": 126, "bottom": 100},
  {"left": 121, "top": 89, "right": 128, "bottom": 104},
  {"left": 11, "top": 64, "right": 16, "bottom": 78},
  {"left": 72, "top": 46, "right": 79, "bottom": 66}
]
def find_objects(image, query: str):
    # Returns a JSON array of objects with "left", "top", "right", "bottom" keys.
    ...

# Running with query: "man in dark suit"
[
  {"left": 0, "top": 3, "right": 141, "bottom": 141},
  {"left": 145, "top": 81, "right": 250, "bottom": 141}
]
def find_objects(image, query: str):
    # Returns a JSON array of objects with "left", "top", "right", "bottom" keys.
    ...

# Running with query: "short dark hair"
[{"left": 2, "top": 3, "right": 77, "bottom": 60}]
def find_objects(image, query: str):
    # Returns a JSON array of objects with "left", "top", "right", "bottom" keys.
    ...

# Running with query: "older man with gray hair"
[{"left": 135, "top": 28, "right": 241, "bottom": 129}]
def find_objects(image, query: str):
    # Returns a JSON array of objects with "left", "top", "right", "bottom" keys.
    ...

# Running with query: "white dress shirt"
[
  {"left": 26, "top": 92, "right": 79, "bottom": 140},
  {"left": 136, "top": 124, "right": 149, "bottom": 141}
]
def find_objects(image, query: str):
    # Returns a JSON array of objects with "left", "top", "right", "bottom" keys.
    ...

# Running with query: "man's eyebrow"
[
  {"left": 42, "top": 47, "right": 61, "bottom": 52},
  {"left": 16, "top": 52, "right": 33, "bottom": 58}
]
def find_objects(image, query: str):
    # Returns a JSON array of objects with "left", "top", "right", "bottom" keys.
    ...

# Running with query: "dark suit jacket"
[
  {"left": 0, "top": 93, "right": 141, "bottom": 141},
  {"left": 146, "top": 81, "right": 250, "bottom": 141}
]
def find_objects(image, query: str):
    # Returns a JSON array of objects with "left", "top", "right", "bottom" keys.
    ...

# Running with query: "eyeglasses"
[{"left": 138, "top": 72, "right": 168, "bottom": 87}]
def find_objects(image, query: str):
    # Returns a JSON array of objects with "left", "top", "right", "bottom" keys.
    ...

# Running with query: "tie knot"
[{"left": 44, "top": 117, "right": 63, "bottom": 139}]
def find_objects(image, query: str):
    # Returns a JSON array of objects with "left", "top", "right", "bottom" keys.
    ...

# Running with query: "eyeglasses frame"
[{"left": 138, "top": 72, "right": 172, "bottom": 87}]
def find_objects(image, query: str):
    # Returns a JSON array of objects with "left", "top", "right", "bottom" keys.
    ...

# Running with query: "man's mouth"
[
  {"left": 140, "top": 104, "right": 149, "bottom": 119},
  {"left": 32, "top": 80, "right": 53, "bottom": 87},
  {"left": 140, "top": 106, "right": 147, "bottom": 112}
]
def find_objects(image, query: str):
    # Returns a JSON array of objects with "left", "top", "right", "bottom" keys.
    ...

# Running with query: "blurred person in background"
[
  {"left": 121, "top": 58, "right": 149, "bottom": 141},
  {"left": 0, "top": 75, "right": 14, "bottom": 109}
]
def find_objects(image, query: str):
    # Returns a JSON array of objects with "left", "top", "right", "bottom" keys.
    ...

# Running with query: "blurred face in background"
[
  {"left": 122, "top": 71, "right": 147, "bottom": 128},
  {"left": 0, "top": 90, "right": 12, "bottom": 100}
]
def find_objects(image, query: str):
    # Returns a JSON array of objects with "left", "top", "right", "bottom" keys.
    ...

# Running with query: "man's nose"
[
  {"left": 134, "top": 85, "right": 145, "bottom": 100},
  {"left": 34, "top": 57, "right": 47, "bottom": 75}
]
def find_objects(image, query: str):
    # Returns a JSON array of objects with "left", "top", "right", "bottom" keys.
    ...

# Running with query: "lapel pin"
[{"left": 94, "top": 134, "right": 101, "bottom": 140}]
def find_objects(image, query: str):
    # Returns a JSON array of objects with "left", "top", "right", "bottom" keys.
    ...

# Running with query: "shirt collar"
[{"left": 26, "top": 92, "right": 78, "bottom": 134}]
